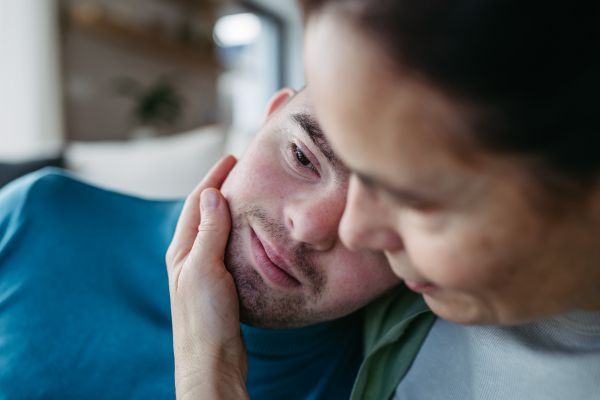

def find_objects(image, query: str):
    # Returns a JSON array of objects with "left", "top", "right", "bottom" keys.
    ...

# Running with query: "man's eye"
[
  {"left": 296, "top": 147, "right": 311, "bottom": 166},
  {"left": 290, "top": 143, "right": 319, "bottom": 175}
]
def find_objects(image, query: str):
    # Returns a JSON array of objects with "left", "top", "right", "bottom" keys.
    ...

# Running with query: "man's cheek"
[
  {"left": 221, "top": 158, "right": 280, "bottom": 210},
  {"left": 220, "top": 175, "right": 234, "bottom": 199},
  {"left": 241, "top": 155, "right": 290, "bottom": 196}
]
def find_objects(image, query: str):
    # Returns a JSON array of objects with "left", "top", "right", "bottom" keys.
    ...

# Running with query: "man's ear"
[{"left": 264, "top": 87, "right": 296, "bottom": 122}]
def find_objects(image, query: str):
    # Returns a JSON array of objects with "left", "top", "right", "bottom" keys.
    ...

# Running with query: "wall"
[
  {"left": 63, "top": 28, "right": 218, "bottom": 141},
  {"left": 62, "top": 0, "right": 220, "bottom": 141},
  {"left": 0, "top": 0, "right": 64, "bottom": 160}
]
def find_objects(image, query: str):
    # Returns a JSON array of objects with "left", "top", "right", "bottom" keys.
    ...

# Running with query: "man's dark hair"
[{"left": 300, "top": 0, "right": 600, "bottom": 191}]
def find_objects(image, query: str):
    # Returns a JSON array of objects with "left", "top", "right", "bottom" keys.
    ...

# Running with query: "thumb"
[{"left": 188, "top": 188, "right": 231, "bottom": 268}]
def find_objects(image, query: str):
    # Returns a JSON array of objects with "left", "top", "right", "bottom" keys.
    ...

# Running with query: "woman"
[
  {"left": 167, "top": 1, "right": 600, "bottom": 399},
  {"left": 300, "top": 0, "right": 600, "bottom": 398},
  {"left": 301, "top": 0, "right": 600, "bottom": 324}
]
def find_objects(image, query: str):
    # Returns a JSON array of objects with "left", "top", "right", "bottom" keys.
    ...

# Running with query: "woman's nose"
[{"left": 339, "top": 174, "right": 404, "bottom": 252}]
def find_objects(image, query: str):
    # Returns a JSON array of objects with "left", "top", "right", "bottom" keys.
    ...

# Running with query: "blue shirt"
[{"left": 0, "top": 168, "right": 362, "bottom": 400}]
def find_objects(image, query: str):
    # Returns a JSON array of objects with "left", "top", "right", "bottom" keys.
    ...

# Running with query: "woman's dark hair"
[{"left": 300, "top": 0, "right": 600, "bottom": 189}]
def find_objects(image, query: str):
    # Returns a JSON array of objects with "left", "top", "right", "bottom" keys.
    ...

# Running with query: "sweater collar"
[{"left": 241, "top": 311, "right": 362, "bottom": 357}]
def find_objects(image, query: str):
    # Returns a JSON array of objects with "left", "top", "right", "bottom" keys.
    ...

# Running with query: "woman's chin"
[{"left": 423, "top": 291, "right": 496, "bottom": 326}]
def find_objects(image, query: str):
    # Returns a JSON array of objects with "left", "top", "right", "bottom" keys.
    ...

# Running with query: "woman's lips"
[
  {"left": 249, "top": 227, "right": 301, "bottom": 291},
  {"left": 403, "top": 279, "right": 438, "bottom": 294}
]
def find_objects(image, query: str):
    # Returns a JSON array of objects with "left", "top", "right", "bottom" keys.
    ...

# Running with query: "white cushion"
[{"left": 64, "top": 125, "right": 226, "bottom": 199}]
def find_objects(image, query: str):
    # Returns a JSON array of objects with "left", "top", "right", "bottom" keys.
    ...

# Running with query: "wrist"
[{"left": 175, "top": 351, "right": 249, "bottom": 400}]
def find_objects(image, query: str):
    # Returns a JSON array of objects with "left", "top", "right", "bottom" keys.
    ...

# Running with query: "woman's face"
[{"left": 304, "top": 13, "right": 600, "bottom": 325}]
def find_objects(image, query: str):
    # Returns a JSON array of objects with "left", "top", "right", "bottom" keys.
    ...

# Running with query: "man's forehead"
[{"left": 281, "top": 86, "right": 314, "bottom": 115}]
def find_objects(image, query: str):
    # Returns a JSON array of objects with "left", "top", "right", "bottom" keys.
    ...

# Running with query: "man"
[{"left": 0, "top": 88, "right": 401, "bottom": 399}]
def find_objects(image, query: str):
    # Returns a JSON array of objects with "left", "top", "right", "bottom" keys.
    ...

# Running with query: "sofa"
[{"left": 0, "top": 124, "right": 249, "bottom": 199}]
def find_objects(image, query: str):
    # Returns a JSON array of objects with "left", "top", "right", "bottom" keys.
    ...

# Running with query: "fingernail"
[{"left": 201, "top": 190, "right": 219, "bottom": 211}]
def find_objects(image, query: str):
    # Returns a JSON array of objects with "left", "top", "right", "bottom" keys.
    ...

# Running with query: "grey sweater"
[{"left": 394, "top": 308, "right": 600, "bottom": 400}]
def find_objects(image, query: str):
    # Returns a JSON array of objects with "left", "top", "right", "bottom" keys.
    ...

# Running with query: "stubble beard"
[{"left": 224, "top": 205, "right": 327, "bottom": 329}]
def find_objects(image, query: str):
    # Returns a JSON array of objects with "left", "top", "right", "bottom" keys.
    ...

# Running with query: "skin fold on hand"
[{"left": 166, "top": 155, "right": 250, "bottom": 400}]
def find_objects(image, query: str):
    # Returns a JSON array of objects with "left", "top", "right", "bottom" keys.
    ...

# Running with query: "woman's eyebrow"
[
  {"left": 356, "top": 171, "right": 430, "bottom": 206},
  {"left": 291, "top": 113, "right": 346, "bottom": 175}
]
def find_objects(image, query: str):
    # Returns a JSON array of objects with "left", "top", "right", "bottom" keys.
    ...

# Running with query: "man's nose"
[
  {"left": 339, "top": 174, "right": 404, "bottom": 252},
  {"left": 284, "top": 191, "right": 343, "bottom": 252}
]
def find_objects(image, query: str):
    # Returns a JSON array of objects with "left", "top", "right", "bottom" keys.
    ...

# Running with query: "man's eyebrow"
[{"left": 290, "top": 113, "right": 345, "bottom": 174}]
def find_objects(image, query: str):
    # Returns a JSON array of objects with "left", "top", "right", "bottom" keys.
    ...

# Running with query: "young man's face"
[{"left": 221, "top": 88, "right": 400, "bottom": 329}]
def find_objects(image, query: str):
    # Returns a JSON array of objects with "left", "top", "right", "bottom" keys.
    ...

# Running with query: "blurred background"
[{"left": 0, "top": 0, "right": 304, "bottom": 198}]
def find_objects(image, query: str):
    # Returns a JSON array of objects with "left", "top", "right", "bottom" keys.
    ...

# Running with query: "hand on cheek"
[{"left": 166, "top": 155, "right": 250, "bottom": 400}]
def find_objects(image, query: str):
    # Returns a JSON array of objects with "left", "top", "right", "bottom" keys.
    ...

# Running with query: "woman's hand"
[{"left": 166, "top": 155, "right": 250, "bottom": 400}]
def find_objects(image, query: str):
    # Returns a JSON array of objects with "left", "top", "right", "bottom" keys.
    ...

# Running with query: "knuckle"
[
  {"left": 199, "top": 216, "right": 224, "bottom": 232},
  {"left": 199, "top": 223, "right": 221, "bottom": 233},
  {"left": 165, "top": 246, "right": 176, "bottom": 268},
  {"left": 166, "top": 246, "right": 185, "bottom": 271}
]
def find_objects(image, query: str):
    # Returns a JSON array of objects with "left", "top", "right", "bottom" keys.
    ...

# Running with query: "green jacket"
[{"left": 351, "top": 287, "right": 436, "bottom": 400}]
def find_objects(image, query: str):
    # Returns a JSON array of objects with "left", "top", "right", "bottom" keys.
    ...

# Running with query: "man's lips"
[{"left": 249, "top": 226, "right": 302, "bottom": 290}]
